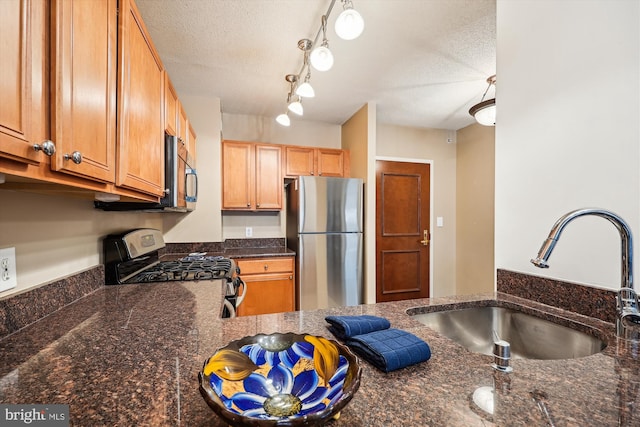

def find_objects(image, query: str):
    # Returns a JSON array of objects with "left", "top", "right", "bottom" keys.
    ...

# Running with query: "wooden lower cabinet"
[{"left": 235, "top": 257, "right": 295, "bottom": 316}]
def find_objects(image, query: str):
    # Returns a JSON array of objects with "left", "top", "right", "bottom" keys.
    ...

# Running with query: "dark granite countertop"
[{"left": 0, "top": 280, "right": 637, "bottom": 426}]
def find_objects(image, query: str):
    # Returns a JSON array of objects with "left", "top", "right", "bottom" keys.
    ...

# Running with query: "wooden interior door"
[{"left": 376, "top": 160, "right": 431, "bottom": 302}]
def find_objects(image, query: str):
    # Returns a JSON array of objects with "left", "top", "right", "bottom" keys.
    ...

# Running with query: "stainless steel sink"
[{"left": 409, "top": 306, "right": 606, "bottom": 360}]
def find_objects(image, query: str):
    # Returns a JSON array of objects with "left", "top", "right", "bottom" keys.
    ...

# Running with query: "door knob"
[{"left": 420, "top": 230, "right": 430, "bottom": 246}]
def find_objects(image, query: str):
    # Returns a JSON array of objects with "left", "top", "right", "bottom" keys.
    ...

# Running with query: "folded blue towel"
[
  {"left": 345, "top": 328, "right": 431, "bottom": 372},
  {"left": 325, "top": 315, "right": 391, "bottom": 340}
]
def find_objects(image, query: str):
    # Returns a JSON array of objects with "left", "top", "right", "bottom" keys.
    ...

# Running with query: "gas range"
[
  {"left": 103, "top": 229, "right": 244, "bottom": 317},
  {"left": 122, "top": 255, "right": 234, "bottom": 284}
]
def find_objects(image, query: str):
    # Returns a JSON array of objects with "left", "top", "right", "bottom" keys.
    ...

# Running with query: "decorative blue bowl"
[{"left": 198, "top": 332, "right": 362, "bottom": 426}]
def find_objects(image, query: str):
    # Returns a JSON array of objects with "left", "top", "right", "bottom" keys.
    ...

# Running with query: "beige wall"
[
  {"left": 341, "top": 103, "right": 377, "bottom": 303},
  {"left": 0, "top": 190, "right": 164, "bottom": 296},
  {"left": 376, "top": 124, "right": 457, "bottom": 297},
  {"left": 495, "top": 0, "right": 639, "bottom": 290},
  {"left": 164, "top": 95, "right": 223, "bottom": 243},
  {"left": 456, "top": 123, "right": 495, "bottom": 295}
]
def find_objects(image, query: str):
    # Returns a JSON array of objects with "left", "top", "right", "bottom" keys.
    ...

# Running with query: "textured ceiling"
[{"left": 135, "top": 0, "right": 496, "bottom": 130}]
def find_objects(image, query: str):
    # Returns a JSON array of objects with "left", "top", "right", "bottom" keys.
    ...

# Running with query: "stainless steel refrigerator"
[{"left": 286, "top": 176, "right": 363, "bottom": 311}]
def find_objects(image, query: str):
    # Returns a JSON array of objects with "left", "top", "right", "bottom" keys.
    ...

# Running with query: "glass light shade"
[
  {"left": 276, "top": 113, "right": 290, "bottom": 126},
  {"left": 469, "top": 98, "right": 496, "bottom": 126},
  {"left": 335, "top": 7, "right": 364, "bottom": 40},
  {"left": 288, "top": 99, "right": 304, "bottom": 116},
  {"left": 296, "top": 82, "right": 315, "bottom": 98},
  {"left": 310, "top": 45, "right": 334, "bottom": 72}
]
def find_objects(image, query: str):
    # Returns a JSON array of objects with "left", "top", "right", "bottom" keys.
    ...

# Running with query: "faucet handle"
[{"left": 617, "top": 288, "right": 639, "bottom": 316}]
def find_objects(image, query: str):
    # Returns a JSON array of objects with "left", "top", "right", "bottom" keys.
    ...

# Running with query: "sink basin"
[{"left": 408, "top": 306, "right": 606, "bottom": 360}]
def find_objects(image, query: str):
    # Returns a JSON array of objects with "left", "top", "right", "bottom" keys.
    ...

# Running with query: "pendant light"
[
  {"left": 310, "top": 16, "right": 334, "bottom": 71},
  {"left": 335, "top": 0, "right": 364, "bottom": 40},
  {"left": 276, "top": 112, "right": 290, "bottom": 126},
  {"left": 288, "top": 97, "right": 304, "bottom": 116},
  {"left": 295, "top": 39, "right": 315, "bottom": 98},
  {"left": 469, "top": 75, "right": 496, "bottom": 126},
  {"left": 285, "top": 74, "right": 303, "bottom": 115}
]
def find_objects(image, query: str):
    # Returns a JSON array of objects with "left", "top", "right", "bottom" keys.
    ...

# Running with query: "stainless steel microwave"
[{"left": 94, "top": 134, "right": 197, "bottom": 212}]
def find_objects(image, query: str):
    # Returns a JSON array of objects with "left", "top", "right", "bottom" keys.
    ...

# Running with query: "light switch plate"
[
  {"left": 0, "top": 247, "right": 17, "bottom": 292},
  {"left": 436, "top": 217, "right": 444, "bottom": 227}
]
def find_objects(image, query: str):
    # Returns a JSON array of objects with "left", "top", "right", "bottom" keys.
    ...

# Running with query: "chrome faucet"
[{"left": 531, "top": 208, "right": 640, "bottom": 340}]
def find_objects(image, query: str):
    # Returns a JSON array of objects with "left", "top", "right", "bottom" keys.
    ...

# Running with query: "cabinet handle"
[
  {"left": 33, "top": 140, "right": 56, "bottom": 156},
  {"left": 256, "top": 203, "right": 260, "bottom": 208},
  {"left": 64, "top": 151, "right": 82, "bottom": 164},
  {"left": 289, "top": 275, "right": 293, "bottom": 280},
  {"left": 310, "top": 171, "right": 314, "bottom": 175},
  {"left": 247, "top": 202, "right": 251, "bottom": 207}
]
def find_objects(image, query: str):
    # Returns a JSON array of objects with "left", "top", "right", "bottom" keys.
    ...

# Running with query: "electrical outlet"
[
  {"left": 245, "top": 227, "right": 253, "bottom": 238},
  {"left": 0, "top": 247, "right": 17, "bottom": 292}
]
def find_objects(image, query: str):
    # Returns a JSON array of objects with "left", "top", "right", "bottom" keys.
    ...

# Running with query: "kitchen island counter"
[{"left": 0, "top": 279, "right": 634, "bottom": 426}]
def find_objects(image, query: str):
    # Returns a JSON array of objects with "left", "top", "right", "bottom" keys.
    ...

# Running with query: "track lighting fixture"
[
  {"left": 276, "top": 0, "right": 365, "bottom": 126},
  {"left": 469, "top": 75, "right": 496, "bottom": 126},
  {"left": 295, "top": 39, "right": 315, "bottom": 98}
]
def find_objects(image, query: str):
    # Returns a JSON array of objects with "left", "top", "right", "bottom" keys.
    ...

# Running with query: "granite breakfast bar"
[{"left": 0, "top": 270, "right": 637, "bottom": 426}]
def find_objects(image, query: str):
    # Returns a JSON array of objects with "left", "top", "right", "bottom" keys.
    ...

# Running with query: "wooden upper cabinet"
[
  {"left": 50, "top": 0, "right": 117, "bottom": 183},
  {"left": 117, "top": 0, "right": 165, "bottom": 197},
  {"left": 0, "top": 0, "right": 47, "bottom": 166},
  {"left": 284, "top": 145, "right": 350, "bottom": 178},
  {"left": 284, "top": 146, "right": 315, "bottom": 176},
  {"left": 178, "top": 101, "right": 187, "bottom": 145},
  {"left": 164, "top": 72, "right": 178, "bottom": 136},
  {"left": 255, "top": 144, "right": 282, "bottom": 210},
  {"left": 222, "top": 140, "right": 282, "bottom": 211},
  {"left": 186, "top": 120, "right": 197, "bottom": 167},
  {"left": 317, "top": 148, "right": 349, "bottom": 177}
]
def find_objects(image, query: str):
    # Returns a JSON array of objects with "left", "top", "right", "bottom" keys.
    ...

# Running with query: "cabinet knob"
[
  {"left": 247, "top": 202, "right": 251, "bottom": 207},
  {"left": 310, "top": 172, "right": 314, "bottom": 175},
  {"left": 64, "top": 151, "right": 83, "bottom": 164},
  {"left": 33, "top": 140, "right": 56, "bottom": 156},
  {"left": 264, "top": 265, "right": 268, "bottom": 271}
]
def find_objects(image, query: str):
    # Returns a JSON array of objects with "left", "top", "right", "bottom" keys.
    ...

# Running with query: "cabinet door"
[
  {"left": 236, "top": 273, "right": 295, "bottom": 316},
  {"left": 50, "top": 0, "right": 117, "bottom": 183},
  {"left": 117, "top": 0, "right": 164, "bottom": 197},
  {"left": 284, "top": 146, "right": 315, "bottom": 177},
  {"left": 0, "top": 0, "right": 46, "bottom": 165},
  {"left": 222, "top": 141, "right": 254, "bottom": 209},
  {"left": 164, "top": 72, "right": 178, "bottom": 135},
  {"left": 317, "top": 148, "right": 347, "bottom": 177},
  {"left": 255, "top": 144, "right": 282, "bottom": 210}
]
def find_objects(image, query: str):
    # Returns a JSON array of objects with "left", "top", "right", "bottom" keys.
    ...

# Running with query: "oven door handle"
[
  {"left": 235, "top": 277, "right": 247, "bottom": 308},
  {"left": 222, "top": 298, "right": 236, "bottom": 318}
]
